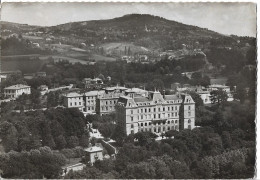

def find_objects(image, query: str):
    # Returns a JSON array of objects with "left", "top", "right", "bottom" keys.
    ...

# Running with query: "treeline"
[
  {"left": 30, "top": 58, "right": 205, "bottom": 90},
  {"left": 206, "top": 45, "right": 256, "bottom": 75},
  {"left": 0, "top": 108, "right": 89, "bottom": 152},
  {"left": 1, "top": 36, "right": 53, "bottom": 56},
  {"left": 0, "top": 146, "right": 66, "bottom": 179},
  {"left": 65, "top": 100, "right": 255, "bottom": 179}
]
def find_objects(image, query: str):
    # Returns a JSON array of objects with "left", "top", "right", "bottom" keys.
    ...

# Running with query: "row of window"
[
  {"left": 86, "top": 106, "right": 95, "bottom": 111},
  {"left": 70, "top": 102, "right": 82, "bottom": 106},
  {"left": 130, "top": 112, "right": 179, "bottom": 121},
  {"left": 5, "top": 89, "right": 30, "bottom": 94},
  {"left": 130, "top": 106, "right": 186, "bottom": 114},
  {"left": 101, "top": 106, "right": 114, "bottom": 111},
  {"left": 102, "top": 100, "right": 117, "bottom": 105},
  {"left": 130, "top": 125, "right": 179, "bottom": 134},
  {"left": 69, "top": 97, "right": 82, "bottom": 100},
  {"left": 86, "top": 100, "right": 95, "bottom": 104},
  {"left": 138, "top": 120, "right": 178, "bottom": 127},
  {"left": 86, "top": 96, "right": 95, "bottom": 99},
  {"left": 136, "top": 100, "right": 182, "bottom": 107},
  {"left": 130, "top": 119, "right": 192, "bottom": 128}
]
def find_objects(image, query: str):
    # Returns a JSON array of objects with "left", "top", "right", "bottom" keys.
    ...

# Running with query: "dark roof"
[
  {"left": 164, "top": 95, "right": 181, "bottom": 100},
  {"left": 134, "top": 97, "right": 151, "bottom": 102}
]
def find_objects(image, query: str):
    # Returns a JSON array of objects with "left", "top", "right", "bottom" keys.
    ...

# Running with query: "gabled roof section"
[{"left": 181, "top": 94, "right": 195, "bottom": 104}]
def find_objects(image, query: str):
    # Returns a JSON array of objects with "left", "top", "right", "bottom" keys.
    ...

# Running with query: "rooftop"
[
  {"left": 84, "top": 146, "right": 103, "bottom": 153},
  {"left": 134, "top": 97, "right": 151, "bottom": 102},
  {"left": 85, "top": 90, "right": 105, "bottom": 96},
  {"left": 164, "top": 95, "right": 181, "bottom": 101},
  {"left": 64, "top": 92, "right": 82, "bottom": 97},
  {"left": 4, "top": 84, "right": 30, "bottom": 90},
  {"left": 209, "top": 84, "right": 229, "bottom": 88}
]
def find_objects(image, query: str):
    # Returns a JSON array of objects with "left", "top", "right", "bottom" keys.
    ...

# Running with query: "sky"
[{"left": 1, "top": 2, "right": 257, "bottom": 37}]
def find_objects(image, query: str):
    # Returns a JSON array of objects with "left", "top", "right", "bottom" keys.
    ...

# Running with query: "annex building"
[{"left": 4, "top": 84, "right": 31, "bottom": 99}]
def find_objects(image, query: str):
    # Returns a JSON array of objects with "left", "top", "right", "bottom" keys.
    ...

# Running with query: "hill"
[{"left": 43, "top": 14, "right": 225, "bottom": 50}]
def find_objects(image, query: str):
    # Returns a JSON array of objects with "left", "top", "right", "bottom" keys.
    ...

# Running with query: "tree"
[
  {"left": 127, "top": 46, "right": 131, "bottom": 55},
  {"left": 246, "top": 47, "right": 256, "bottom": 65},
  {"left": 0, "top": 122, "right": 18, "bottom": 152},
  {"left": 221, "top": 131, "right": 232, "bottom": 149},
  {"left": 55, "top": 135, "right": 67, "bottom": 149},
  {"left": 125, "top": 162, "right": 156, "bottom": 179},
  {"left": 188, "top": 91, "right": 203, "bottom": 108},
  {"left": 134, "top": 132, "right": 158, "bottom": 146},
  {"left": 152, "top": 79, "right": 164, "bottom": 91},
  {"left": 67, "top": 136, "right": 79, "bottom": 148},
  {"left": 210, "top": 89, "right": 228, "bottom": 105},
  {"left": 94, "top": 159, "right": 115, "bottom": 173},
  {"left": 79, "top": 134, "right": 89, "bottom": 147}
]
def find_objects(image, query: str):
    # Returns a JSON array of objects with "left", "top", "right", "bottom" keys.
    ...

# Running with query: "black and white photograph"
[{"left": 0, "top": 2, "right": 257, "bottom": 179}]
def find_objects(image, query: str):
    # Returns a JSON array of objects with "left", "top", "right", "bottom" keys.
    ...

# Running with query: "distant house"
[
  {"left": 208, "top": 84, "right": 233, "bottom": 101},
  {"left": 32, "top": 43, "right": 40, "bottom": 48},
  {"left": 196, "top": 89, "right": 211, "bottom": 104},
  {"left": 4, "top": 84, "right": 31, "bottom": 99},
  {"left": 107, "top": 76, "right": 111, "bottom": 81},
  {"left": 83, "top": 78, "right": 103, "bottom": 89},
  {"left": 36, "top": 72, "right": 47, "bottom": 77},
  {"left": 0, "top": 75, "right": 7, "bottom": 83},
  {"left": 121, "top": 56, "right": 129, "bottom": 61},
  {"left": 171, "top": 83, "right": 181, "bottom": 91},
  {"left": 38, "top": 85, "right": 48, "bottom": 91},
  {"left": 24, "top": 73, "right": 35, "bottom": 80},
  {"left": 46, "top": 38, "right": 52, "bottom": 41},
  {"left": 139, "top": 54, "right": 148, "bottom": 62}
]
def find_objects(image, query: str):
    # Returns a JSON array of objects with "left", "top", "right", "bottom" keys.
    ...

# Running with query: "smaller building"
[
  {"left": 208, "top": 84, "right": 233, "bottom": 101},
  {"left": 4, "top": 84, "right": 31, "bottom": 99},
  {"left": 107, "top": 76, "right": 111, "bottom": 81},
  {"left": 0, "top": 75, "right": 7, "bottom": 84},
  {"left": 84, "top": 146, "right": 103, "bottom": 165},
  {"left": 38, "top": 85, "right": 48, "bottom": 91},
  {"left": 63, "top": 92, "right": 84, "bottom": 111},
  {"left": 196, "top": 89, "right": 211, "bottom": 104},
  {"left": 83, "top": 78, "right": 104, "bottom": 89}
]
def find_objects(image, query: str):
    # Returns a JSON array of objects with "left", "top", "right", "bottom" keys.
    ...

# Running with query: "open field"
[
  {"left": 22, "top": 35, "right": 44, "bottom": 40},
  {"left": 100, "top": 42, "right": 151, "bottom": 54},
  {"left": 91, "top": 54, "right": 116, "bottom": 61}
]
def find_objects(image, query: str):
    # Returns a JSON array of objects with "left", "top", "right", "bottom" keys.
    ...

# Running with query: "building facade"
[
  {"left": 84, "top": 90, "right": 105, "bottom": 114},
  {"left": 96, "top": 86, "right": 128, "bottom": 115},
  {"left": 84, "top": 146, "right": 103, "bottom": 165},
  {"left": 116, "top": 91, "right": 195, "bottom": 135},
  {"left": 63, "top": 92, "right": 84, "bottom": 111},
  {"left": 4, "top": 84, "right": 31, "bottom": 99}
]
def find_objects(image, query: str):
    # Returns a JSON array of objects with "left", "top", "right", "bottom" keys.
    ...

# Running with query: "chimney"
[{"left": 163, "top": 90, "right": 165, "bottom": 98}]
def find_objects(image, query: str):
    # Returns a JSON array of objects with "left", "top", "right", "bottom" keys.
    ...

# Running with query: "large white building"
[
  {"left": 4, "top": 84, "right": 31, "bottom": 99},
  {"left": 116, "top": 91, "right": 195, "bottom": 135}
]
